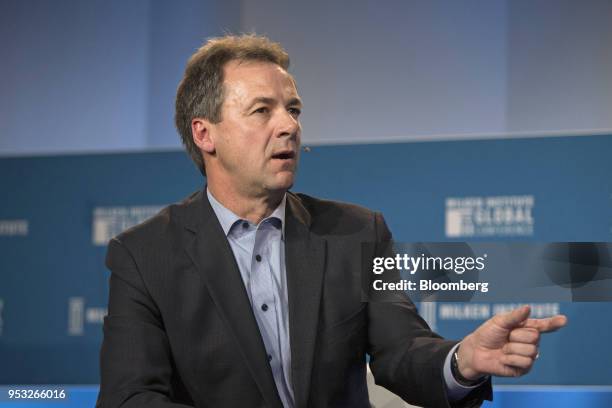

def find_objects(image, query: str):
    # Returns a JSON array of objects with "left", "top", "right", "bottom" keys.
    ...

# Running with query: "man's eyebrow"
[
  {"left": 287, "top": 97, "right": 303, "bottom": 108},
  {"left": 246, "top": 96, "right": 302, "bottom": 111},
  {"left": 247, "top": 97, "right": 275, "bottom": 109}
]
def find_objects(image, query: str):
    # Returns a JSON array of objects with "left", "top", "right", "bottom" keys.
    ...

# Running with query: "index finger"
[{"left": 523, "top": 315, "right": 568, "bottom": 333}]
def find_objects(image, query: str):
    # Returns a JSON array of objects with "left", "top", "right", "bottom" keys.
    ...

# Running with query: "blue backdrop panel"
[{"left": 0, "top": 134, "right": 611, "bottom": 386}]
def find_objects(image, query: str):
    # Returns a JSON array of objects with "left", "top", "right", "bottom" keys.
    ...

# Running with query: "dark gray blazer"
[{"left": 96, "top": 190, "right": 491, "bottom": 408}]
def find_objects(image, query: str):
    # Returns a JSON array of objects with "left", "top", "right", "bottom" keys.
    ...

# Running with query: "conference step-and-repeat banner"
[{"left": 0, "top": 134, "right": 611, "bottom": 386}]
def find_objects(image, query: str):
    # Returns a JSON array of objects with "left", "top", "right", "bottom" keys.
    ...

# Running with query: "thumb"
[{"left": 496, "top": 305, "right": 531, "bottom": 329}]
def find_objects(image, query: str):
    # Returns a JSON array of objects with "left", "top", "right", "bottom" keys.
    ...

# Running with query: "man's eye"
[
  {"left": 253, "top": 107, "right": 269, "bottom": 114},
  {"left": 288, "top": 107, "right": 301, "bottom": 117}
]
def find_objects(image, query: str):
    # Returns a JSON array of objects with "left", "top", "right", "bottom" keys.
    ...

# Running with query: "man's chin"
[{"left": 264, "top": 174, "right": 295, "bottom": 192}]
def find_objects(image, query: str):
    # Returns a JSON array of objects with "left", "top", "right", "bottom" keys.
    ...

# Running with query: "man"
[{"left": 97, "top": 35, "right": 567, "bottom": 408}]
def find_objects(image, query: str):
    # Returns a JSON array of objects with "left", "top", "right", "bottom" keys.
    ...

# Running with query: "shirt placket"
[{"left": 250, "top": 223, "right": 281, "bottom": 372}]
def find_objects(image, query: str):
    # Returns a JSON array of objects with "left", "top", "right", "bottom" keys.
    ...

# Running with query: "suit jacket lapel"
[
  {"left": 181, "top": 190, "right": 284, "bottom": 408},
  {"left": 285, "top": 193, "right": 327, "bottom": 408}
]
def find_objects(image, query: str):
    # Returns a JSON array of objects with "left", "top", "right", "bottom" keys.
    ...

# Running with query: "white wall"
[
  {"left": 0, "top": 0, "right": 240, "bottom": 155},
  {"left": 242, "top": 0, "right": 508, "bottom": 144},
  {"left": 0, "top": 0, "right": 151, "bottom": 154},
  {"left": 1, "top": 0, "right": 610, "bottom": 155},
  {"left": 506, "top": 0, "right": 612, "bottom": 133}
]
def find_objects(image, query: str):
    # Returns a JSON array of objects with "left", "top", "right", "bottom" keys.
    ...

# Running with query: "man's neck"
[{"left": 207, "top": 183, "right": 285, "bottom": 225}]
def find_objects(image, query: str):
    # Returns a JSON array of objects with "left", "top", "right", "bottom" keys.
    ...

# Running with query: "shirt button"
[
  {"left": 261, "top": 303, "right": 268, "bottom": 312},
  {"left": 242, "top": 221, "right": 249, "bottom": 229},
  {"left": 255, "top": 254, "right": 262, "bottom": 262},
  {"left": 268, "top": 354, "right": 272, "bottom": 362}
]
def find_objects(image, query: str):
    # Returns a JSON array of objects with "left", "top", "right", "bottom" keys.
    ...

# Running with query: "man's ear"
[{"left": 192, "top": 118, "right": 215, "bottom": 154}]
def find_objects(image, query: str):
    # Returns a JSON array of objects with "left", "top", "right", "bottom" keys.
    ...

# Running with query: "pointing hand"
[{"left": 455, "top": 305, "right": 567, "bottom": 380}]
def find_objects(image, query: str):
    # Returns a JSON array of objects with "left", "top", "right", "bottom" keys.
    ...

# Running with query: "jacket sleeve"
[
  {"left": 96, "top": 237, "right": 194, "bottom": 408},
  {"left": 366, "top": 212, "right": 492, "bottom": 408}
]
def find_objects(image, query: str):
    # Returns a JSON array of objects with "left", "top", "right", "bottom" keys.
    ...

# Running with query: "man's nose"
[{"left": 276, "top": 109, "right": 300, "bottom": 138}]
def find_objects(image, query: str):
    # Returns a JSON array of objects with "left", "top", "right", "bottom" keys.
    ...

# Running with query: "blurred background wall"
[{"left": 2, "top": 0, "right": 611, "bottom": 155}]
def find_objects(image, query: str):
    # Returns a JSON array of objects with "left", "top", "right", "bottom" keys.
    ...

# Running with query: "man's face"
[{"left": 208, "top": 60, "right": 302, "bottom": 196}]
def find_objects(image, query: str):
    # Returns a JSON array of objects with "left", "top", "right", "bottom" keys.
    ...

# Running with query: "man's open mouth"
[{"left": 272, "top": 151, "right": 295, "bottom": 160}]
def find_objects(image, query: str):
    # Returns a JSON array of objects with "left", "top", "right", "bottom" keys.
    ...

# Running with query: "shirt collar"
[{"left": 206, "top": 188, "right": 286, "bottom": 237}]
